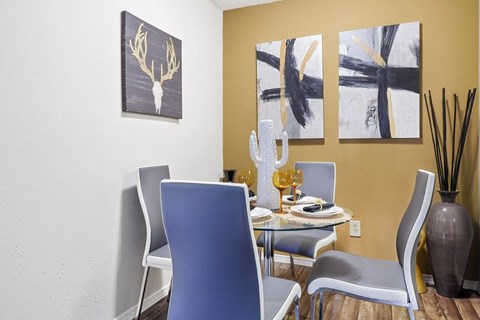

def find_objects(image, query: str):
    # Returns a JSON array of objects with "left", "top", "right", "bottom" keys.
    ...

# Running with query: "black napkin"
[
  {"left": 302, "top": 202, "right": 335, "bottom": 212},
  {"left": 287, "top": 192, "right": 306, "bottom": 201}
]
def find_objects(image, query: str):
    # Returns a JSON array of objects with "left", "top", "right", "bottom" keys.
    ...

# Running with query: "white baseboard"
[
  {"left": 114, "top": 284, "right": 170, "bottom": 320},
  {"left": 272, "top": 253, "right": 314, "bottom": 266}
]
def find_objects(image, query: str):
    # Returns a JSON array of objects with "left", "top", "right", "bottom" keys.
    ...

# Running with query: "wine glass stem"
[
  {"left": 292, "top": 186, "right": 297, "bottom": 205},
  {"left": 279, "top": 190, "right": 283, "bottom": 213}
]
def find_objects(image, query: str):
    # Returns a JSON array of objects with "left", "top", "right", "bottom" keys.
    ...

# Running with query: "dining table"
[{"left": 251, "top": 202, "right": 353, "bottom": 277}]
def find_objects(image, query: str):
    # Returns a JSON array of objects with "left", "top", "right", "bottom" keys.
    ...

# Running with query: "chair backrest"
[
  {"left": 137, "top": 165, "right": 171, "bottom": 266},
  {"left": 294, "top": 162, "right": 336, "bottom": 202},
  {"left": 395, "top": 170, "right": 435, "bottom": 310},
  {"left": 161, "top": 180, "right": 263, "bottom": 320}
]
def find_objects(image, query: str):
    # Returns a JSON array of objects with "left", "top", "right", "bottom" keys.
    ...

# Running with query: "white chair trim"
[
  {"left": 137, "top": 166, "right": 154, "bottom": 267},
  {"left": 271, "top": 282, "right": 302, "bottom": 320},
  {"left": 402, "top": 169, "right": 435, "bottom": 310},
  {"left": 145, "top": 247, "right": 172, "bottom": 269},
  {"left": 307, "top": 278, "right": 408, "bottom": 303},
  {"left": 313, "top": 229, "right": 337, "bottom": 257}
]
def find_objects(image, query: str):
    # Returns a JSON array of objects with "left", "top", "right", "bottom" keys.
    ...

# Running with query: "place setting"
[
  {"left": 284, "top": 188, "right": 344, "bottom": 219},
  {"left": 272, "top": 169, "right": 344, "bottom": 218},
  {"left": 250, "top": 206, "right": 273, "bottom": 221},
  {"left": 281, "top": 199, "right": 350, "bottom": 227},
  {"left": 289, "top": 201, "right": 344, "bottom": 218},
  {"left": 282, "top": 194, "right": 318, "bottom": 205}
]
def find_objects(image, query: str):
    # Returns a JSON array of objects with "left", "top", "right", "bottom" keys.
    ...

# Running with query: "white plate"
[
  {"left": 290, "top": 204, "right": 343, "bottom": 218},
  {"left": 250, "top": 207, "right": 272, "bottom": 220},
  {"left": 282, "top": 195, "right": 317, "bottom": 205},
  {"left": 249, "top": 196, "right": 257, "bottom": 202}
]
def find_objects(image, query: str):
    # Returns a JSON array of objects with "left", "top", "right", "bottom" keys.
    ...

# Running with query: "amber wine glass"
[
  {"left": 237, "top": 169, "right": 255, "bottom": 188},
  {"left": 288, "top": 169, "right": 304, "bottom": 205},
  {"left": 272, "top": 170, "right": 292, "bottom": 213}
]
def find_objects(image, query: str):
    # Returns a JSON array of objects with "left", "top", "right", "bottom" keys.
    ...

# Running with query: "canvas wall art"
[
  {"left": 338, "top": 22, "right": 420, "bottom": 139},
  {"left": 121, "top": 11, "right": 182, "bottom": 119},
  {"left": 256, "top": 34, "right": 324, "bottom": 139}
]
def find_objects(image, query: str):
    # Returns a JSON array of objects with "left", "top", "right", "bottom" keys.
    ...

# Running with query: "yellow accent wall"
[{"left": 223, "top": 0, "right": 479, "bottom": 279}]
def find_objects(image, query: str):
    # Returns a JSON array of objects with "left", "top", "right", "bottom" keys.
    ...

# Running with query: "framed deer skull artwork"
[{"left": 121, "top": 11, "right": 182, "bottom": 119}]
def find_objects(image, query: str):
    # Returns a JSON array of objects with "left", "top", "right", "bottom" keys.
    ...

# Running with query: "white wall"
[{"left": 0, "top": 0, "right": 223, "bottom": 318}]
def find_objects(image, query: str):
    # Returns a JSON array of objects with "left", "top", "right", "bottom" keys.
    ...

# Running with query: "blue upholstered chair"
[
  {"left": 135, "top": 165, "right": 172, "bottom": 320},
  {"left": 161, "top": 180, "right": 301, "bottom": 320},
  {"left": 257, "top": 162, "right": 337, "bottom": 278},
  {"left": 307, "top": 170, "right": 435, "bottom": 320}
]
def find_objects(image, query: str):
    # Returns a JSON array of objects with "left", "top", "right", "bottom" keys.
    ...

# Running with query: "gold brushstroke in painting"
[
  {"left": 279, "top": 40, "right": 288, "bottom": 127},
  {"left": 351, "top": 35, "right": 386, "bottom": 68},
  {"left": 299, "top": 40, "right": 318, "bottom": 82}
]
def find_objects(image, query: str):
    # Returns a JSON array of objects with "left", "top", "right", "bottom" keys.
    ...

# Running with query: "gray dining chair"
[
  {"left": 161, "top": 180, "right": 301, "bottom": 320},
  {"left": 257, "top": 162, "right": 337, "bottom": 278},
  {"left": 135, "top": 165, "right": 172, "bottom": 320},
  {"left": 307, "top": 169, "right": 435, "bottom": 320}
]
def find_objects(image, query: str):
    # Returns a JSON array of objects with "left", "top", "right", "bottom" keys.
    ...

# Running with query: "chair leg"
[
  {"left": 167, "top": 276, "right": 172, "bottom": 303},
  {"left": 271, "top": 252, "right": 275, "bottom": 275},
  {"left": 332, "top": 242, "right": 336, "bottom": 250},
  {"left": 294, "top": 296, "right": 300, "bottom": 320},
  {"left": 318, "top": 291, "right": 325, "bottom": 320},
  {"left": 310, "top": 291, "right": 318, "bottom": 320},
  {"left": 407, "top": 304, "right": 415, "bottom": 320},
  {"left": 289, "top": 254, "right": 296, "bottom": 279},
  {"left": 135, "top": 266, "right": 150, "bottom": 320}
]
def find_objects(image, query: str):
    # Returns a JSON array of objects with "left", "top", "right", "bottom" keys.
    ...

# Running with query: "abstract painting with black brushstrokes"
[
  {"left": 256, "top": 35, "right": 324, "bottom": 139},
  {"left": 339, "top": 22, "right": 420, "bottom": 139}
]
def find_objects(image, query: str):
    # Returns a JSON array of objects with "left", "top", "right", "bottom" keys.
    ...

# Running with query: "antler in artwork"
[
  {"left": 160, "top": 37, "right": 180, "bottom": 85},
  {"left": 129, "top": 23, "right": 156, "bottom": 84}
]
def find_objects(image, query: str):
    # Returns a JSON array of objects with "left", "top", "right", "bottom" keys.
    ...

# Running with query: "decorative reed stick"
[{"left": 424, "top": 88, "right": 476, "bottom": 191}]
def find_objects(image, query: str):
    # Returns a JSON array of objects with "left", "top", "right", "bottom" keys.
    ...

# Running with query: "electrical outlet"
[{"left": 350, "top": 220, "right": 361, "bottom": 237}]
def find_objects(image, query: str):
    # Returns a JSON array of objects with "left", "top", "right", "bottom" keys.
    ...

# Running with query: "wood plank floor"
[{"left": 139, "top": 262, "right": 480, "bottom": 320}]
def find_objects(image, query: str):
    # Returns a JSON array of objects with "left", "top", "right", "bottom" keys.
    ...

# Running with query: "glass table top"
[{"left": 251, "top": 205, "right": 353, "bottom": 231}]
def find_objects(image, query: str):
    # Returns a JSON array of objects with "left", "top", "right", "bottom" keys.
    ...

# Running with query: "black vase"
[
  {"left": 223, "top": 169, "right": 237, "bottom": 183},
  {"left": 426, "top": 190, "right": 473, "bottom": 297}
]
